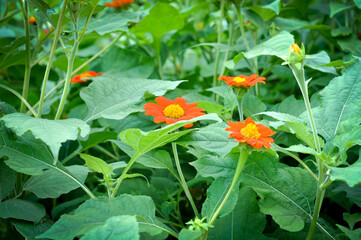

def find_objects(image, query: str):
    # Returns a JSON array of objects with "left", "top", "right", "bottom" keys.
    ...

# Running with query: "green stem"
[
  {"left": 236, "top": 89, "right": 245, "bottom": 121},
  {"left": 212, "top": 0, "right": 224, "bottom": 91},
  {"left": 0, "top": 84, "right": 38, "bottom": 117},
  {"left": 93, "top": 145, "right": 118, "bottom": 161},
  {"left": 306, "top": 186, "right": 325, "bottom": 240},
  {"left": 220, "top": 11, "right": 235, "bottom": 80},
  {"left": 201, "top": 148, "right": 248, "bottom": 240},
  {"left": 18, "top": 0, "right": 31, "bottom": 113},
  {"left": 156, "top": 48, "right": 164, "bottom": 79},
  {"left": 38, "top": 0, "right": 69, "bottom": 117},
  {"left": 30, "top": 33, "right": 122, "bottom": 114},
  {"left": 172, "top": 142, "right": 200, "bottom": 218},
  {"left": 111, "top": 155, "right": 138, "bottom": 198}
]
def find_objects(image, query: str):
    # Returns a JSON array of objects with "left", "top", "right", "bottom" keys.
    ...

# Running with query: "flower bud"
[{"left": 284, "top": 43, "right": 305, "bottom": 69}]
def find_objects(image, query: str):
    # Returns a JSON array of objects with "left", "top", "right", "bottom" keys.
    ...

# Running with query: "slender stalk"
[
  {"left": 111, "top": 155, "right": 138, "bottom": 198},
  {"left": 236, "top": 89, "right": 245, "bottom": 121},
  {"left": 156, "top": 49, "right": 164, "bottom": 79},
  {"left": 30, "top": 33, "right": 122, "bottom": 114},
  {"left": 290, "top": 64, "right": 325, "bottom": 240},
  {"left": 54, "top": 1, "right": 100, "bottom": 119},
  {"left": 172, "top": 142, "right": 200, "bottom": 218},
  {"left": 202, "top": 148, "right": 249, "bottom": 240},
  {"left": 212, "top": 0, "right": 224, "bottom": 91},
  {"left": 38, "top": 0, "right": 69, "bottom": 117},
  {"left": 18, "top": 0, "right": 31, "bottom": 113},
  {"left": 272, "top": 144, "right": 318, "bottom": 181},
  {"left": 220, "top": 11, "right": 235, "bottom": 81},
  {"left": 0, "top": 84, "right": 38, "bottom": 117},
  {"left": 93, "top": 145, "right": 118, "bottom": 161}
]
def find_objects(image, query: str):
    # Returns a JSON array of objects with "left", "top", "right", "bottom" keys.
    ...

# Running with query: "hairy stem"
[{"left": 212, "top": 0, "right": 224, "bottom": 92}]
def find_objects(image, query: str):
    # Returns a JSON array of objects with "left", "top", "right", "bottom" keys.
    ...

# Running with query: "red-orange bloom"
[
  {"left": 104, "top": 0, "right": 134, "bottom": 8},
  {"left": 226, "top": 118, "right": 276, "bottom": 149},
  {"left": 143, "top": 96, "right": 205, "bottom": 128},
  {"left": 218, "top": 74, "right": 266, "bottom": 88},
  {"left": 29, "top": 16, "right": 36, "bottom": 24},
  {"left": 70, "top": 71, "right": 103, "bottom": 83}
]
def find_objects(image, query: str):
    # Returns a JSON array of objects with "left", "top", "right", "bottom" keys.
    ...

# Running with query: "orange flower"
[
  {"left": 143, "top": 96, "right": 205, "bottom": 128},
  {"left": 218, "top": 74, "right": 266, "bottom": 88},
  {"left": 70, "top": 71, "right": 103, "bottom": 83},
  {"left": 29, "top": 16, "right": 36, "bottom": 25},
  {"left": 226, "top": 118, "right": 276, "bottom": 149},
  {"left": 104, "top": 0, "right": 134, "bottom": 8}
]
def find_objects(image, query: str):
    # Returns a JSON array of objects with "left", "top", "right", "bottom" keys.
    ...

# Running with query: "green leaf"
[
  {"left": 337, "top": 36, "right": 361, "bottom": 56},
  {"left": 243, "top": 31, "right": 294, "bottom": 59},
  {"left": 240, "top": 152, "right": 320, "bottom": 233},
  {"left": 80, "top": 131, "right": 118, "bottom": 151},
  {"left": 12, "top": 219, "right": 53, "bottom": 240},
  {"left": 39, "top": 194, "right": 174, "bottom": 240},
  {"left": 281, "top": 144, "right": 319, "bottom": 156},
  {"left": 336, "top": 225, "right": 361, "bottom": 240},
  {"left": 80, "top": 153, "right": 113, "bottom": 176},
  {"left": 0, "top": 199, "right": 45, "bottom": 222},
  {"left": 178, "top": 122, "right": 238, "bottom": 158},
  {"left": 248, "top": 0, "right": 281, "bottom": 21},
  {"left": 243, "top": 93, "right": 267, "bottom": 118},
  {"left": 0, "top": 161, "right": 16, "bottom": 200},
  {"left": 202, "top": 177, "right": 240, "bottom": 220},
  {"left": 28, "top": 0, "right": 55, "bottom": 20},
  {"left": 0, "top": 123, "right": 90, "bottom": 196},
  {"left": 119, "top": 114, "right": 221, "bottom": 159},
  {"left": 101, "top": 48, "right": 155, "bottom": 78},
  {"left": 1, "top": 113, "right": 90, "bottom": 161},
  {"left": 305, "top": 51, "right": 337, "bottom": 75},
  {"left": 318, "top": 58, "right": 356, "bottom": 68},
  {"left": 132, "top": 2, "right": 184, "bottom": 40},
  {"left": 330, "top": 2, "right": 353, "bottom": 17},
  {"left": 113, "top": 141, "right": 175, "bottom": 172},
  {"left": 329, "top": 159, "right": 361, "bottom": 187},
  {"left": 191, "top": 153, "right": 237, "bottom": 179},
  {"left": 179, "top": 229, "right": 202, "bottom": 240},
  {"left": 86, "top": 12, "right": 141, "bottom": 35},
  {"left": 207, "top": 86, "right": 237, "bottom": 111},
  {"left": 208, "top": 187, "right": 267, "bottom": 239},
  {"left": 23, "top": 165, "right": 89, "bottom": 199},
  {"left": 81, "top": 215, "right": 140, "bottom": 240},
  {"left": 314, "top": 57, "right": 361, "bottom": 140},
  {"left": 331, "top": 27, "right": 352, "bottom": 37},
  {"left": 355, "top": 0, "right": 361, "bottom": 8},
  {"left": 196, "top": 101, "right": 225, "bottom": 117},
  {"left": 80, "top": 73, "right": 184, "bottom": 122}
]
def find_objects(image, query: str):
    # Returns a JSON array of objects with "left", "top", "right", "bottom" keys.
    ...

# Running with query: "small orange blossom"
[
  {"left": 70, "top": 71, "right": 103, "bottom": 83},
  {"left": 29, "top": 16, "right": 36, "bottom": 24},
  {"left": 104, "top": 0, "right": 134, "bottom": 8},
  {"left": 218, "top": 74, "right": 266, "bottom": 88},
  {"left": 143, "top": 96, "right": 205, "bottom": 128},
  {"left": 226, "top": 118, "right": 276, "bottom": 149},
  {"left": 289, "top": 43, "right": 301, "bottom": 56}
]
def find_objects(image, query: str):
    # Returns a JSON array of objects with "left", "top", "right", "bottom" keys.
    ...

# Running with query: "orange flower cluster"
[
  {"left": 29, "top": 16, "right": 36, "bottom": 25},
  {"left": 143, "top": 96, "right": 205, "bottom": 128},
  {"left": 218, "top": 74, "right": 266, "bottom": 88},
  {"left": 104, "top": 0, "right": 134, "bottom": 8},
  {"left": 70, "top": 71, "right": 103, "bottom": 83},
  {"left": 226, "top": 118, "right": 275, "bottom": 149}
]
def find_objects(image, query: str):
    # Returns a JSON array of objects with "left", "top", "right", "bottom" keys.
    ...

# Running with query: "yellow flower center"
[
  {"left": 163, "top": 104, "right": 185, "bottom": 119},
  {"left": 289, "top": 43, "right": 301, "bottom": 55},
  {"left": 241, "top": 123, "right": 261, "bottom": 139},
  {"left": 233, "top": 77, "right": 246, "bottom": 83}
]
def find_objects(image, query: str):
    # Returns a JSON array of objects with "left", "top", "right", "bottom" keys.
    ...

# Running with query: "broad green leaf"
[
  {"left": 191, "top": 153, "right": 237, "bottom": 179},
  {"left": 196, "top": 101, "right": 225, "bottom": 117},
  {"left": 119, "top": 114, "right": 221, "bottom": 158},
  {"left": 330, "top": 2, "right": 353, "bottom": 17},
  {"left": 178, "top": 122, "right": 238, "bottom": 158},
  {"left": 208, "top": 187, "right": 267, "bottom": 239},
  {"left": 39, "top": 194, "right": 174, "bottom": 240},
  {"left": 202, "top": 177, "right": 240, "bottom": 220},
  {"left": 101, "top": 48, "right": 154, "bottom": 78},
  {"left": 337, "top": 36, "right": 361, "bottom": 56},
  {"left": 80, "top": 131, "right": 118, "bottom": 151},
  {"left": 305, "top": 51, "right": 337, "bottom": 75},
  {"left": 113, "top": 141, "right": 176, "bottom": 172},
  {"left": 258, "top": 111, "right": 304, "bottom": 123},
  {"left": 0, "top": 199, "right": 45, "bottom": 222},
  {"left": 319, "top": 58, "right": 356, "bottom": 68},
  {"left": 240, "top": 152, "right": 332, "bottom": 238},
  {"left": 274, "top": 17, "right": 310, "bottom": 32},
  {"left": 132, "top": 2, "right": 184, "bottom": 52},
  {"left": 336, "top": 225, "right": 361, "bottom": 240},
  {"left": 314, "top": 57, "right": 361, "bottom": 140},
  {"left": 281, "top": 144, "right": 319, "bottom": 156},
  {"left": 249, "top": 0, "right": 281, "bottom": 21},
  {"left": 331, "top": 27, "right": 352, "bottom": 37},
  {"left": 28, "top": 0, "right": 55, "bottom": 20},
  {"left": 179, "top": 229, "right": 202, "bottom": 240},
  {"left": 86, "top": 12, "right": 141, "bottom": 35},
  {"left": 80, "top": 73, "right": 184, "bottom": 122},
  {"left": 0, "top": 123, "right": 89, "bottom": 196},
  {"left": 0, "top": 161, "right": 16, "bottom": 200},
  {"left": 344, "top": 212, "right": 361, "bottom": 229},
  {"left": 243, "top": 31, "right": 294, "bottom": 59},
  {"left": 81, "top": 215, "right": 140, "bottom": 240},
  {"left": 286, "top": 122, "right": 324, "bottom": 149},
  {"left": 80, "top": 153, "right": 113, "bottom": 176},
  {"left": 243, "top": 93, "right": 267, "bottom": 118},
  {"left": 1, "top": 113, "right": 90, "bottom": 161},
  {"left": 207, "top": 86, "right": 237, "bottom": 111},
  {"left": 0, "top": 49, "right": 28, "bottom": 70},
  {"left": 190, "top": 43, "right": 232, "bottom": 52},
  {"left": 329, "top": 159, "right": 361, "bottom": 187},
  {"left": 23, "top": 165, "right": 89, "bottom": 199},
  {"left": 12, "top": 219, "right": 53, "bottom": 240}
]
